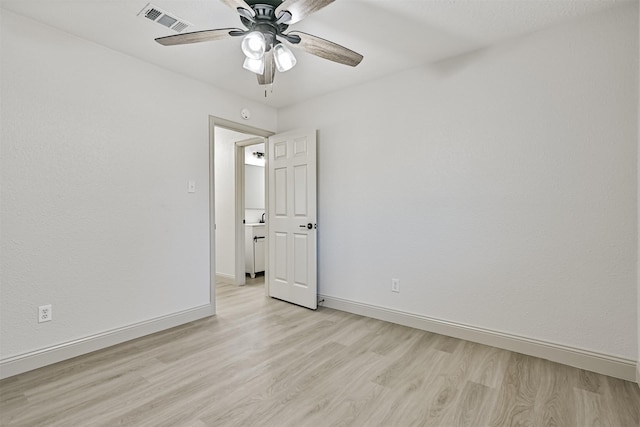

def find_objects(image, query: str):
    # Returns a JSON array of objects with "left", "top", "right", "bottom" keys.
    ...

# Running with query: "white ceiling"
[{"left": 1, "top": 0, "right": 627, "bottom": 108}]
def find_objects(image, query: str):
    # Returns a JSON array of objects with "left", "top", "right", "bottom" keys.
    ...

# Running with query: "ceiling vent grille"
[{"left": 138, "top": 3, "right": 191, "bottom": 33}]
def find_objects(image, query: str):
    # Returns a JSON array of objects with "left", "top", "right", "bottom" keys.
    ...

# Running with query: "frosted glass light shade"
[
  {"left": 273, "top": 43, "right": 296, "bottom": 72},
  {"left": 243, "top": 56, "right": 265, "bottom": 74},
  {"left": 241, "top": 31, "right": 266, "bottom": 60}
]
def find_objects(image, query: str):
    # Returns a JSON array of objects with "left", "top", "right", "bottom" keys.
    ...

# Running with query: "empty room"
[{"left": 1, "top": 0, "right": 639, "bottom": 425}]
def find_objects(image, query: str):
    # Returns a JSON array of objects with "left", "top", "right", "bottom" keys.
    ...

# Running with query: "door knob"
[{"left": 299, "top": 223, "right": 313, "bottom": 229}]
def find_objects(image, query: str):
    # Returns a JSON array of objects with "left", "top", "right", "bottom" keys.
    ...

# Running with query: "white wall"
[
  {"left": 244, "top": 144, "right": 266, "bottom": 224},
  {"left": 0, "top": 10, "right": 276, "bottom": 364},
  {"left": 279, "top": 3, "right": 638, "bottom": 361},
  {"left": 245, "top": 143, "right": 266, "bottom": 167},
  {"left": 245, "top": 165, "right": 265, "bottom": 209}
]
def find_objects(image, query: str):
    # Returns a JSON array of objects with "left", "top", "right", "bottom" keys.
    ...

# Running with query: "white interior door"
[{"left": 267, "top": 129, "right": 317, "bottom": 309}]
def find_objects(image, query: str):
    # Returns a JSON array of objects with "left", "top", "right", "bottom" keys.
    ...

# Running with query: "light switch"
[{"left": 188, "top": 180, "right": 196, "bottom": 193}]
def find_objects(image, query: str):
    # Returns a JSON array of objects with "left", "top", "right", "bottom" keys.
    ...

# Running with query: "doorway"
[
  {"left": 210, "top": 117, "right": 272, "bottom": 308},
  {"left": 210, "top": 118, "right": 319, "bottom": 311}
]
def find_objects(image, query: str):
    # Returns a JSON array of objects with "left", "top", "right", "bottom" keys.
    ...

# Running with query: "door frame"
[{"left": 209, "top": 116, "right": 273, "bottom": 309}]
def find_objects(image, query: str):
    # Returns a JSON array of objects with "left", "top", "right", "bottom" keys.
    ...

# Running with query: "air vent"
[
  {"left": 138, "top": 3, "right": 191, "bottom": 33},
  {"left": 145, "top": 8, "right": 162, "bottom": 21},
  {"left": 172, "top": 21, "right": 189, "bottom": 33}
]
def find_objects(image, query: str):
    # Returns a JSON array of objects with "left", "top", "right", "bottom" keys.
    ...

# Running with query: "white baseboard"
[
  {"left": 320, "top": 295, "right": 637, "bottom": 382},
  {"left": 0, "top": 304, "right": 214, "bottom": 380}
]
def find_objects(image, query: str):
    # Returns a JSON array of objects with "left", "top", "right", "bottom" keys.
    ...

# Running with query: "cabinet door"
[
  {"left": 254, "top": 238, "right": 265, "bottom": 272},
  {"left": 245, "top": 227, "right": 255, "bottom": 274}
]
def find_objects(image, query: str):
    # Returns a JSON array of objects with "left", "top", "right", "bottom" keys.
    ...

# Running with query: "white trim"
[
  {"left": 0, "top": 304, "right": 213, "bottom": 380},
  {"left": 320, "top": 295, "right": 637, "bottom": 382},
  {"left": 234, "top": 142, "right": 246, "bottom": 286},
  {"left": 263, "top": 137, "right": 270, "bottom": 298},
  {"left": 208, "top": 117, "right": 217, "bottom": 312}
]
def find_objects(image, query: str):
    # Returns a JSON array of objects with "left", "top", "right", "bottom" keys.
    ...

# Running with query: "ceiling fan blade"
[
  {"left": 257, "top": 51, "right": 276, "bottom": 85},
  {"left": 155, "top": 28, "right": 244, "bottom": 46},
  {"left": 220, "top": 0, "right": 255, "bottom": 17},
  {"left": 275, "top": 0, "right": 335, "bottom": 25},
  {"left": 286, "top": 31, "right": 363, "bottom": 67}
]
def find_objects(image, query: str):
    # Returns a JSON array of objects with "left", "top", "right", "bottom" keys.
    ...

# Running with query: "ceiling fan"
[{"left": 155, "top": 0, "right": 363, "bottom": 86}]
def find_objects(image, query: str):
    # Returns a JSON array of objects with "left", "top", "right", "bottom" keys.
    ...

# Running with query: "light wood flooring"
[{"left": 1, "top": 278, "right": 639, "bottom": 426}]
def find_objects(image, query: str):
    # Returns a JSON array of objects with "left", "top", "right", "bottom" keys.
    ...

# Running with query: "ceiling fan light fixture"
[
  {"left": 154, "top": 0, "right": 364, "bottom": 89},
  {"left": 241, "top": 31, "right": 266, "bottom": 60},
  {"left": 243, "top": 56, "right": 265, "bottom": 74},
  {"left": 273, "top": 43, "right": 296, "bottom": 72}
]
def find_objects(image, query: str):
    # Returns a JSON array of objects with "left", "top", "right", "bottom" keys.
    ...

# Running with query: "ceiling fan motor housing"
[{"left": 240, "top": 3, "right": 289, "bottom": 50}]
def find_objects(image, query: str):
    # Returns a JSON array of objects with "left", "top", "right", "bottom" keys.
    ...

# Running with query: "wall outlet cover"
[{"left": 38, "top": 305, "right": 52, "bottom": 323}]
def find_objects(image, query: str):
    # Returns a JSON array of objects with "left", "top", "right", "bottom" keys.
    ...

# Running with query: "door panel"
[
  {"left": 294, "top": 165, "right": 308, "bottom": 216},
  {"left": 268, "top": 129, "right": 317, "bottom": 309},
  {"left": 274, "top": 168, "right": 288, "bottom": 215},
  {"left": 274, "top": 232, "right": 288, "bottom": 281},
  {"left": 294, "top": 233, "right": 309, "bottom": 283}
]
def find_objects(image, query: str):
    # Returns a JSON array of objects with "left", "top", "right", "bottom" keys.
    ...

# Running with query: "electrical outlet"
[
  {"left": 38, "top": 305, "right": 52, "bottom": 323},
  {"left": 391, "top": 278, "right": 400, "bottom": 293}
]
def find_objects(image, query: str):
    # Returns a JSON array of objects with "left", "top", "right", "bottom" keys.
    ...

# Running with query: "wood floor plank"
[
  {"left": 604, "top": 375, "right": 640, "bottom": 426},
  {"left": 452, "top": 380, "right": 497, "bottom": 427},
  {"left": 424, "top": 341, "right": 491, "bottom": 427},
  {"left": 200, "top": 341, "right": 348, "bottom": 426},
  {"left": 467, "top": 344, "right": 511, "bottom": 389},
  {"left": 574, "top": 388, "right": 623, "bottom": 427},
  {"left": 359, "top": 349, "right": 454, "bottom": 426},
  {"left": 488, "top": 353, "right": 541, "bottom": 427},
  {"left": 258, "top": 349, "right": 385, "bottom": 427},
  {"left": 433, "top": 334, "right": 462, "bottom": 354},
  {"left": 577, "top": 368, "right": 605, "bottom": 394},
  {"left": 1, "top": 280, "right": 638, "bottom": 426},
  {"left": 534, "top": 359, "right": 578, "bottom": 427}
]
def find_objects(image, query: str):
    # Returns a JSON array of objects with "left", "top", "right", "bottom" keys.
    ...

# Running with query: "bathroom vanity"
[{"left": 245, "top": 224, "right": 265, "bottom": 278}]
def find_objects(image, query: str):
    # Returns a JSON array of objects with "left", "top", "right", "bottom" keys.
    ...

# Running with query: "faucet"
[{"left": 260, "top": 212, "right": 266, "bottom": 223}]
